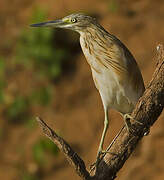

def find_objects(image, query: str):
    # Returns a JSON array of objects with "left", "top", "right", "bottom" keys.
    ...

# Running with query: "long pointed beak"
[{"left": 30, "top": 19, "right": 65, "bottom": 28}]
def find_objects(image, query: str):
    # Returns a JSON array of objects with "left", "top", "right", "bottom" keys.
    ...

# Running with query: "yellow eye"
[{"left": 71, "top": 18, "right": 77, "bottom": 23}]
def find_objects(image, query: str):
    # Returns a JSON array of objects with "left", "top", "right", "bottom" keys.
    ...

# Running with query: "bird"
[{"left": 30, "top": 13, "right": 145, "bottom": 163}]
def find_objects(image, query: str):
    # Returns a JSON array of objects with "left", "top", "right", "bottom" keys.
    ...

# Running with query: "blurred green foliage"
[
  {"left": 2, "top": 7, "right": 69, "bottom": 124},
  {"left": 108, "top": 0, "right": 119, "bottom": 13},
  {"left": 0, "top": 57, "right": 6, "bottom": 104},
  {"left": 16, "top": 7, "right": 69, "bottom": 80},
  {"left": 0, "top": 83, "right": 5, "bottom": 104},
  {"left": 22, "top": 172, "right": 39, "bottom": 180},
  {"left": 32, "top": 138, "right": 59, "bottom": 165},
  {"left": 0, "top": 57, "right": 5, "bottom": 77},
  {"left": 6, "top": 96, "right": 30, "bottom": 121},
  {"left": 25, "top": 118, "right": 37, "bottom": 130},
  {"left": 30, "top": 86, "right": 52, "bottom": 106},
  {"left": 0, "top": 6, "right": 64, "bottom": 179},
  {"left": 5, "top": 86, "right": 53, "bottom": 123}
]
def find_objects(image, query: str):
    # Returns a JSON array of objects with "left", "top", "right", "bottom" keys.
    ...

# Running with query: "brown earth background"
[{"left": 0, "top": 0, "right": 164, "bottom": 180}]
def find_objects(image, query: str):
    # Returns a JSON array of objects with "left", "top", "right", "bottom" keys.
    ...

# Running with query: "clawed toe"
[
  {"left": 123, "top": 114, "right": 150, "bottom": 136},
  {"left": 89, "top": 162, "right": 97, "bottom": 173},
  {"left": 89, "top": 151, "right": 103, "bottom": 172},
  {"left": 124, "top": 114, "right": 143, "bottom": 132}
]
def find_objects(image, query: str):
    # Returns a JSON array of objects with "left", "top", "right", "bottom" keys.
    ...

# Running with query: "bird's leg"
[
  {"left": 97, "top": 107, "right": 109, "bottom": 160},
  {"left": 105, "top": 125, "right": 125, "bottom": 152},
  {"left": 90, "top": 108, "right": 109, "bottom": 172}
]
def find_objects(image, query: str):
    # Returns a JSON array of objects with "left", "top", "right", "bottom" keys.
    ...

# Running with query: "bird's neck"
[
  {"left": 79, "top": 26, "right": 111, "bottom": 56},
  {"left": 79, "top": 26, "right": 110, "bottom": 72},
  {"left": 79, "top": 28, "right": 96, "bottom": 56}
]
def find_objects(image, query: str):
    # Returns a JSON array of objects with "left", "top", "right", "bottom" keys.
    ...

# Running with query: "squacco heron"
[{"left": 31, "top": 13, "right": 145, "bottom": 162}]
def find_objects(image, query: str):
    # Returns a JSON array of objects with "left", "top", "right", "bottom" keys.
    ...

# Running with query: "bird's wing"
[
  {"left": 94, "top": 37, "right": 128, "bottom": 76},
  {"left": 111, "top": 35, "right": 145, "bottom": 101}
]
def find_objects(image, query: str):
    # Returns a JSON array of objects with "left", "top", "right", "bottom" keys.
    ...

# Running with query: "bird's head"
[{"left": 30, "top": 13, "right": 98, "bottom": 33}]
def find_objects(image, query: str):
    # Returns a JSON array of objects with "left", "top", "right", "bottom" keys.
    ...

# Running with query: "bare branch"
[
  {"left": 36, "top": 44, "right": 164, "bottom": 180},
  {"left": 36, "top": 117, "right": 90, "bottom": 180}
]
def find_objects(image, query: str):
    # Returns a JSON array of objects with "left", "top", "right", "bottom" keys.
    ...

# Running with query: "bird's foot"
[
  {"left": 90, "top": 150, "right": 111, "bottom": 172},
  {"left": 124, "top": 113, "right": 142, "bottom": 126},
  {"left": 123, "top": 114, "right": 142, "bottom": 134},
  {"left": 89, "top": 151, "right": 102, "bottom": 172},
  {"left": 123, "top": 114, "right": 150, "bottom": 136}
]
